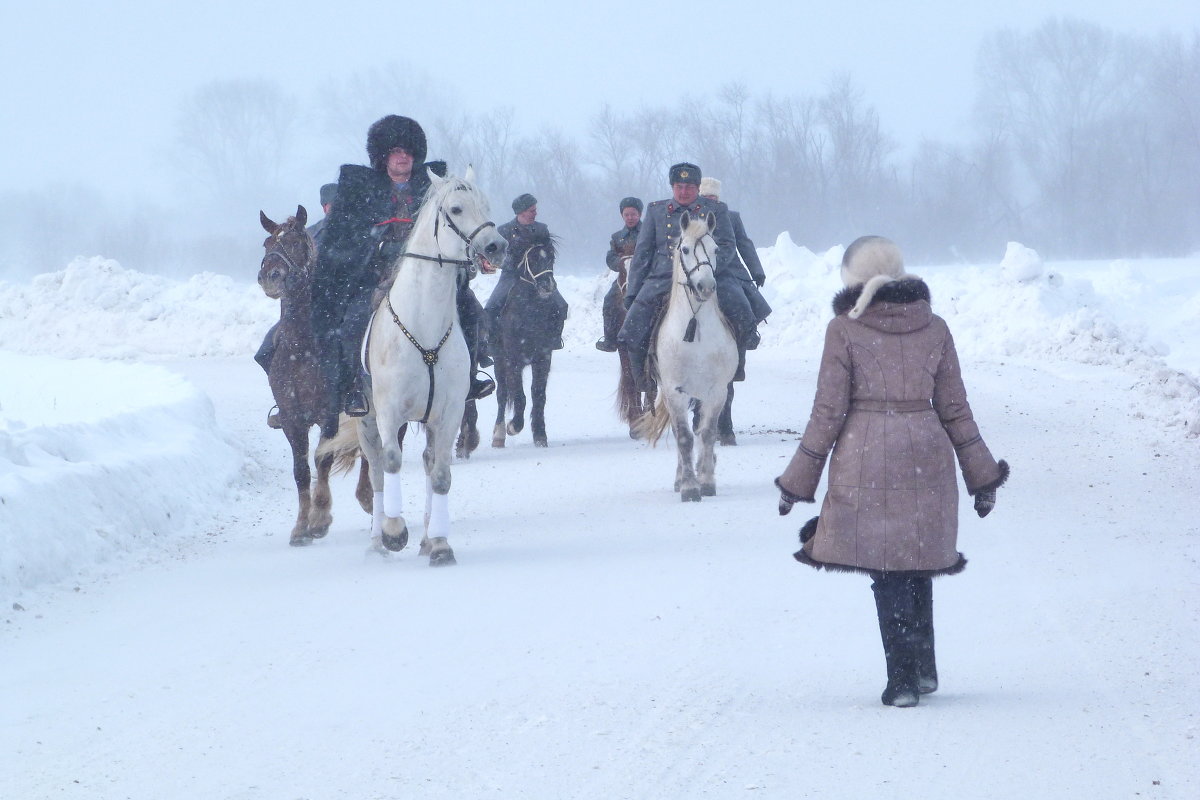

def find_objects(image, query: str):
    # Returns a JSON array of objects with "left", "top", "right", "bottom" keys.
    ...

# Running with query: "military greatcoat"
[{"left": 617, "top": 195, "right": 755, "bottom": 353}]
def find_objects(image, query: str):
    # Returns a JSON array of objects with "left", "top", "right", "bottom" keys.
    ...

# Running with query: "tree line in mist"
[{"left": 2, "top": 17, "right": 1196, "bottom": 280}]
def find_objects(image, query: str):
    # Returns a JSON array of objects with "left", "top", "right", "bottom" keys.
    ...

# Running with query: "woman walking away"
[{"left": 775, "top": 236, "right": 1009, "bottom": 708}]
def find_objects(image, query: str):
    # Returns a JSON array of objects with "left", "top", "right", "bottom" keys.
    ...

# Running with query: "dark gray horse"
[{"left": 491, "top": 240, "right": 563, "bottom": 448}]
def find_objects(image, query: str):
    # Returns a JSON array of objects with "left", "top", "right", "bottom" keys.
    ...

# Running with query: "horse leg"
[
  {"left": 308, "top": 442, "right": 334, "bottom": 539},
  {"left": 354, "top": 415, "right": 388, "bottom": 550},
  {"left": 421, "top": 426, "right": 457, "bottom": 566},
  {"left": 617, "top": 347, "right": 641, "bottom": 439},
  {"left": 283, "top": 420, "right": 314, "bottom": 545},
  {"left": 456, "top": 399, "right": 480, "bottom": 459},
  {"left": 697, "top": 394, "right": 722, "bottom": 496},
  {"left": 531, "top": 353, "right": 550, "bottom": 447},
  {"left": 492, "top": 356, "right": 508, "bottom": 448},
  {"left": 507, "top": 361, "right": 526, "bottom": 436},
  {"left": 718, "top": 383, "right": 736, "bottom": 446},
  {"left": 666, "top": 393, "right": 701, "bottom": 501},
  {"left": 355, "top": 456, "right": 372, "bottom": 514},
  {"left": 365, "top": 413, "right": 409, "bottom": 552}
]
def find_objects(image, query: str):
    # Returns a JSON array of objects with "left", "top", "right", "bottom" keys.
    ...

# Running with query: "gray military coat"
[{"left": 625, "top": 196, "right": 737, "bottom": 305}]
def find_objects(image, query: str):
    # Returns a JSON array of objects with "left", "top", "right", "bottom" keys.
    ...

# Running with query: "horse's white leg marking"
[
  {"left": 384, "top": 471, "right": 404, "bottom": 518},
  {"left": 372, "top": 490, "right": 385, "bottom": 539},
  {"left": 427, "top": 490, "right": 450, "bottom": 541}
]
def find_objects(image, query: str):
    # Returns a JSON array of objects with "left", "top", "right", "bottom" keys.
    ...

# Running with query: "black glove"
[
  {"left": 754, "top": 276, "right": 765, "bottom": 288},
  {"left": 974, "top": 489, "right": 996, "bottom": 518}
]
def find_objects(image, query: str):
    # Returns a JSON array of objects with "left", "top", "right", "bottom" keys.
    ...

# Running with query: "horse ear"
[
  {"left": 705, "top": 211, "right": 717, "bottom": 234},
  {"left": 464, "top": 164, "right": 477, "bottom": 183},
  {"left": 427, "top": 166, "right": 446, "bottom": 186},
  {"left": 680, "top": 210, "right": 691, "bottom": 231},
  {"left": 260, "top": 210, "right": 276, "bottom": 233},
  {"left": 296, "top": 205, "right": 307, "bottom": 227}
]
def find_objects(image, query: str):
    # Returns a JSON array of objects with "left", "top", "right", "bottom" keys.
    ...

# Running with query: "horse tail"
[
  {"left": 633, "top": 391, "right": 671, "bottom": 446},
  {"left": 316, "top": 414, "right": 362, "bottom": 475}
]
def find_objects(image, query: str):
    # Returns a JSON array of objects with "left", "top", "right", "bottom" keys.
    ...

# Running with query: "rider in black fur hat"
[{"left": 366, "top": 115, "right": 428, "bottom": 172}]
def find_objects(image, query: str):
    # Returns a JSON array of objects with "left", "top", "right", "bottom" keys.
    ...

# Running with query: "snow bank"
[
  {"left": 0, "top": 352, "right": 240, "bottom": 602},
  {"left": 0, "top": 256, "right": 276, "bottom": 358}
]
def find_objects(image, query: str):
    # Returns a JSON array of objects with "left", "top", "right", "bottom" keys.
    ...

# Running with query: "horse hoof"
[
  {"left": 507, "top": 420, "right": 524, "bottom": 435},
  {"left": 289, "top": 533, "right": 313, "bottom": 547},
  {"left": 534, "top": 437, "right": 547, "bottom": 448},
  {"left": 701, "top": 483, "right": 716, "bottom": 496},
  {"left": 418, "top": 538, "right": 432, "bottom": 556},
  {"left": 381, "top": 526, "right": 409, "bottom": 552},
  {"left": 429, "top": 548, "right": 457, "bottom": 567},
  {"left": 308, "top": 525, "right": 330, "bottom": 540},
  {"left": 629, "top": 427, "right": 641, "bottom": 440},
  {"left": 491, "top": 438, "right": 505, "bottom": 448},
  {"left": 719, "top": 433, "right": 737, "bottom": 446},
  {"left": 455, "top": 443, "right": 470, "bottom": 460},
  {"left": 681, "top": 488, "right": 702, "bottom": 502}
]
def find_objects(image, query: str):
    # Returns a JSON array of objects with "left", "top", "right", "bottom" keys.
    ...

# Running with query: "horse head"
[
  {"left": 258, "top": 205, "right": 315, "bottom": 299},
  {"left": 423, "top": 166, "right": 507, "bottom": 272},
  {"left": 674, "top": 210, "right": 718, "bottom": 301},
  {"left": 518, "top": 238, "right": 558, "bottom": 300}
]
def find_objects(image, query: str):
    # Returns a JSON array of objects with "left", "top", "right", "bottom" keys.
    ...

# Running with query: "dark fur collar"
[{"left": 832, "top": 278, "right": 930, "bottom": 316}]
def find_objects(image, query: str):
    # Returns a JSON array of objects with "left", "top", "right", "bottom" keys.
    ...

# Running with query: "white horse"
[
  {"left": 333, "top": 167, "right": 506, "bottom": 566},
  {"left": 634, "top": 211, "right": 738, "bottom": 501}
]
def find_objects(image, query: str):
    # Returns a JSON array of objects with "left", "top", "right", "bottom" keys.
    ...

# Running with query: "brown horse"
[{"left": 258, "top": 206, "right": 370, "bottom": 545}]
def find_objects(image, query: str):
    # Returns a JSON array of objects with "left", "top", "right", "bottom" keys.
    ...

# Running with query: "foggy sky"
[{"left": 2, "top": 0, "right": 1195, "bottom": 205}]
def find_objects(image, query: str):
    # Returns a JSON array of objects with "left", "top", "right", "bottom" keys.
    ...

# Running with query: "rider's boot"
[
  {"left": 469, "top": 371, "right": 495, "bottom": 400},
  {"left": 344, "top": 372, "right": 369, "bottom": 417},
  {"left": 595, "top": 336, "right": 618, "bottom": 352}
]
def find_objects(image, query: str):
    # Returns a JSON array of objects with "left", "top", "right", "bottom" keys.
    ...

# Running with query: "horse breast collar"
[{"left": 384, "top": 295, "right": 454, "bottom": 424}]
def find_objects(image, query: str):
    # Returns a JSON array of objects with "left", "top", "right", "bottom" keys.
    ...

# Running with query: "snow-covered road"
[{"left": 3, "top": 347, "right": 1197, "bottom": 799}]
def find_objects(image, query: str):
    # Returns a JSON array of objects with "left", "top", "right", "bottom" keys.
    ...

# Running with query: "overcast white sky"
[{"left": 2, "top": 0, "right": 1195, "bottom": 204}]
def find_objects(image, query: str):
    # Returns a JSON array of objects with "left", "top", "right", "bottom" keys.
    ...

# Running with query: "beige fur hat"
[
  {"left": 698, "top": 177, "right": 722, "bottom": 198},
  {"left": 840, "top": 236, "right": 919, "bottom": 318}
]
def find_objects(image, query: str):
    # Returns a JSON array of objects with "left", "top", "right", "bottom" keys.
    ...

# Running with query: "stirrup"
[
  {"left": 468, "top": 373, "right": 495, "bottom": 400},
  {"left": 595, "top": 337, "right": 618, "bottom": 352},
  {"left": 344, "top": 390, "right": 369, "bottom": 417},
  {"left": 266, "top": 405, "right": 282, "bottom": 430}
]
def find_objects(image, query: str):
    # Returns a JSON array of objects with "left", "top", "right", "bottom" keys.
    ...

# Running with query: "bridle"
[
  {"left": 518, "top": 245, "right": 555, "bottom": 287},
  {"left": 401, "top": 183, "right": 496, "bottom": 274},
  {"left": 261, "top": 225, "right": 314, "bottom": 278},
  {"left": 672, "top": 231, "right": 716, "bottom": 343}
]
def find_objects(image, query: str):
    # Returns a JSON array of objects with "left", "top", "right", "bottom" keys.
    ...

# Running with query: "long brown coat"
[{"left": 777, "top": 279, "right": 1008, "bottom": 576}]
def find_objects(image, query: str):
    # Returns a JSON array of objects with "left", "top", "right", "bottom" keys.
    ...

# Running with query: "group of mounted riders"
[{"left": 257, "top": 113, "right": 771, "bottom": 442}]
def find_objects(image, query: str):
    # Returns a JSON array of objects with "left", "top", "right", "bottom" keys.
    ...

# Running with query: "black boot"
[
  {"left": 733, "top": 348, "right": 746, "bottom": 382},
  {"left": 912, "top": 577, "right": 938, "bottom": 694},
  {"left": 628, "top": 346, "right": 650, "bottom": 392},
  {"left": 872, "top": 574, "right": 920, "bottom": 708},
  {"left": 595, "top": 336, "right": 618, "bottom": 352}
]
